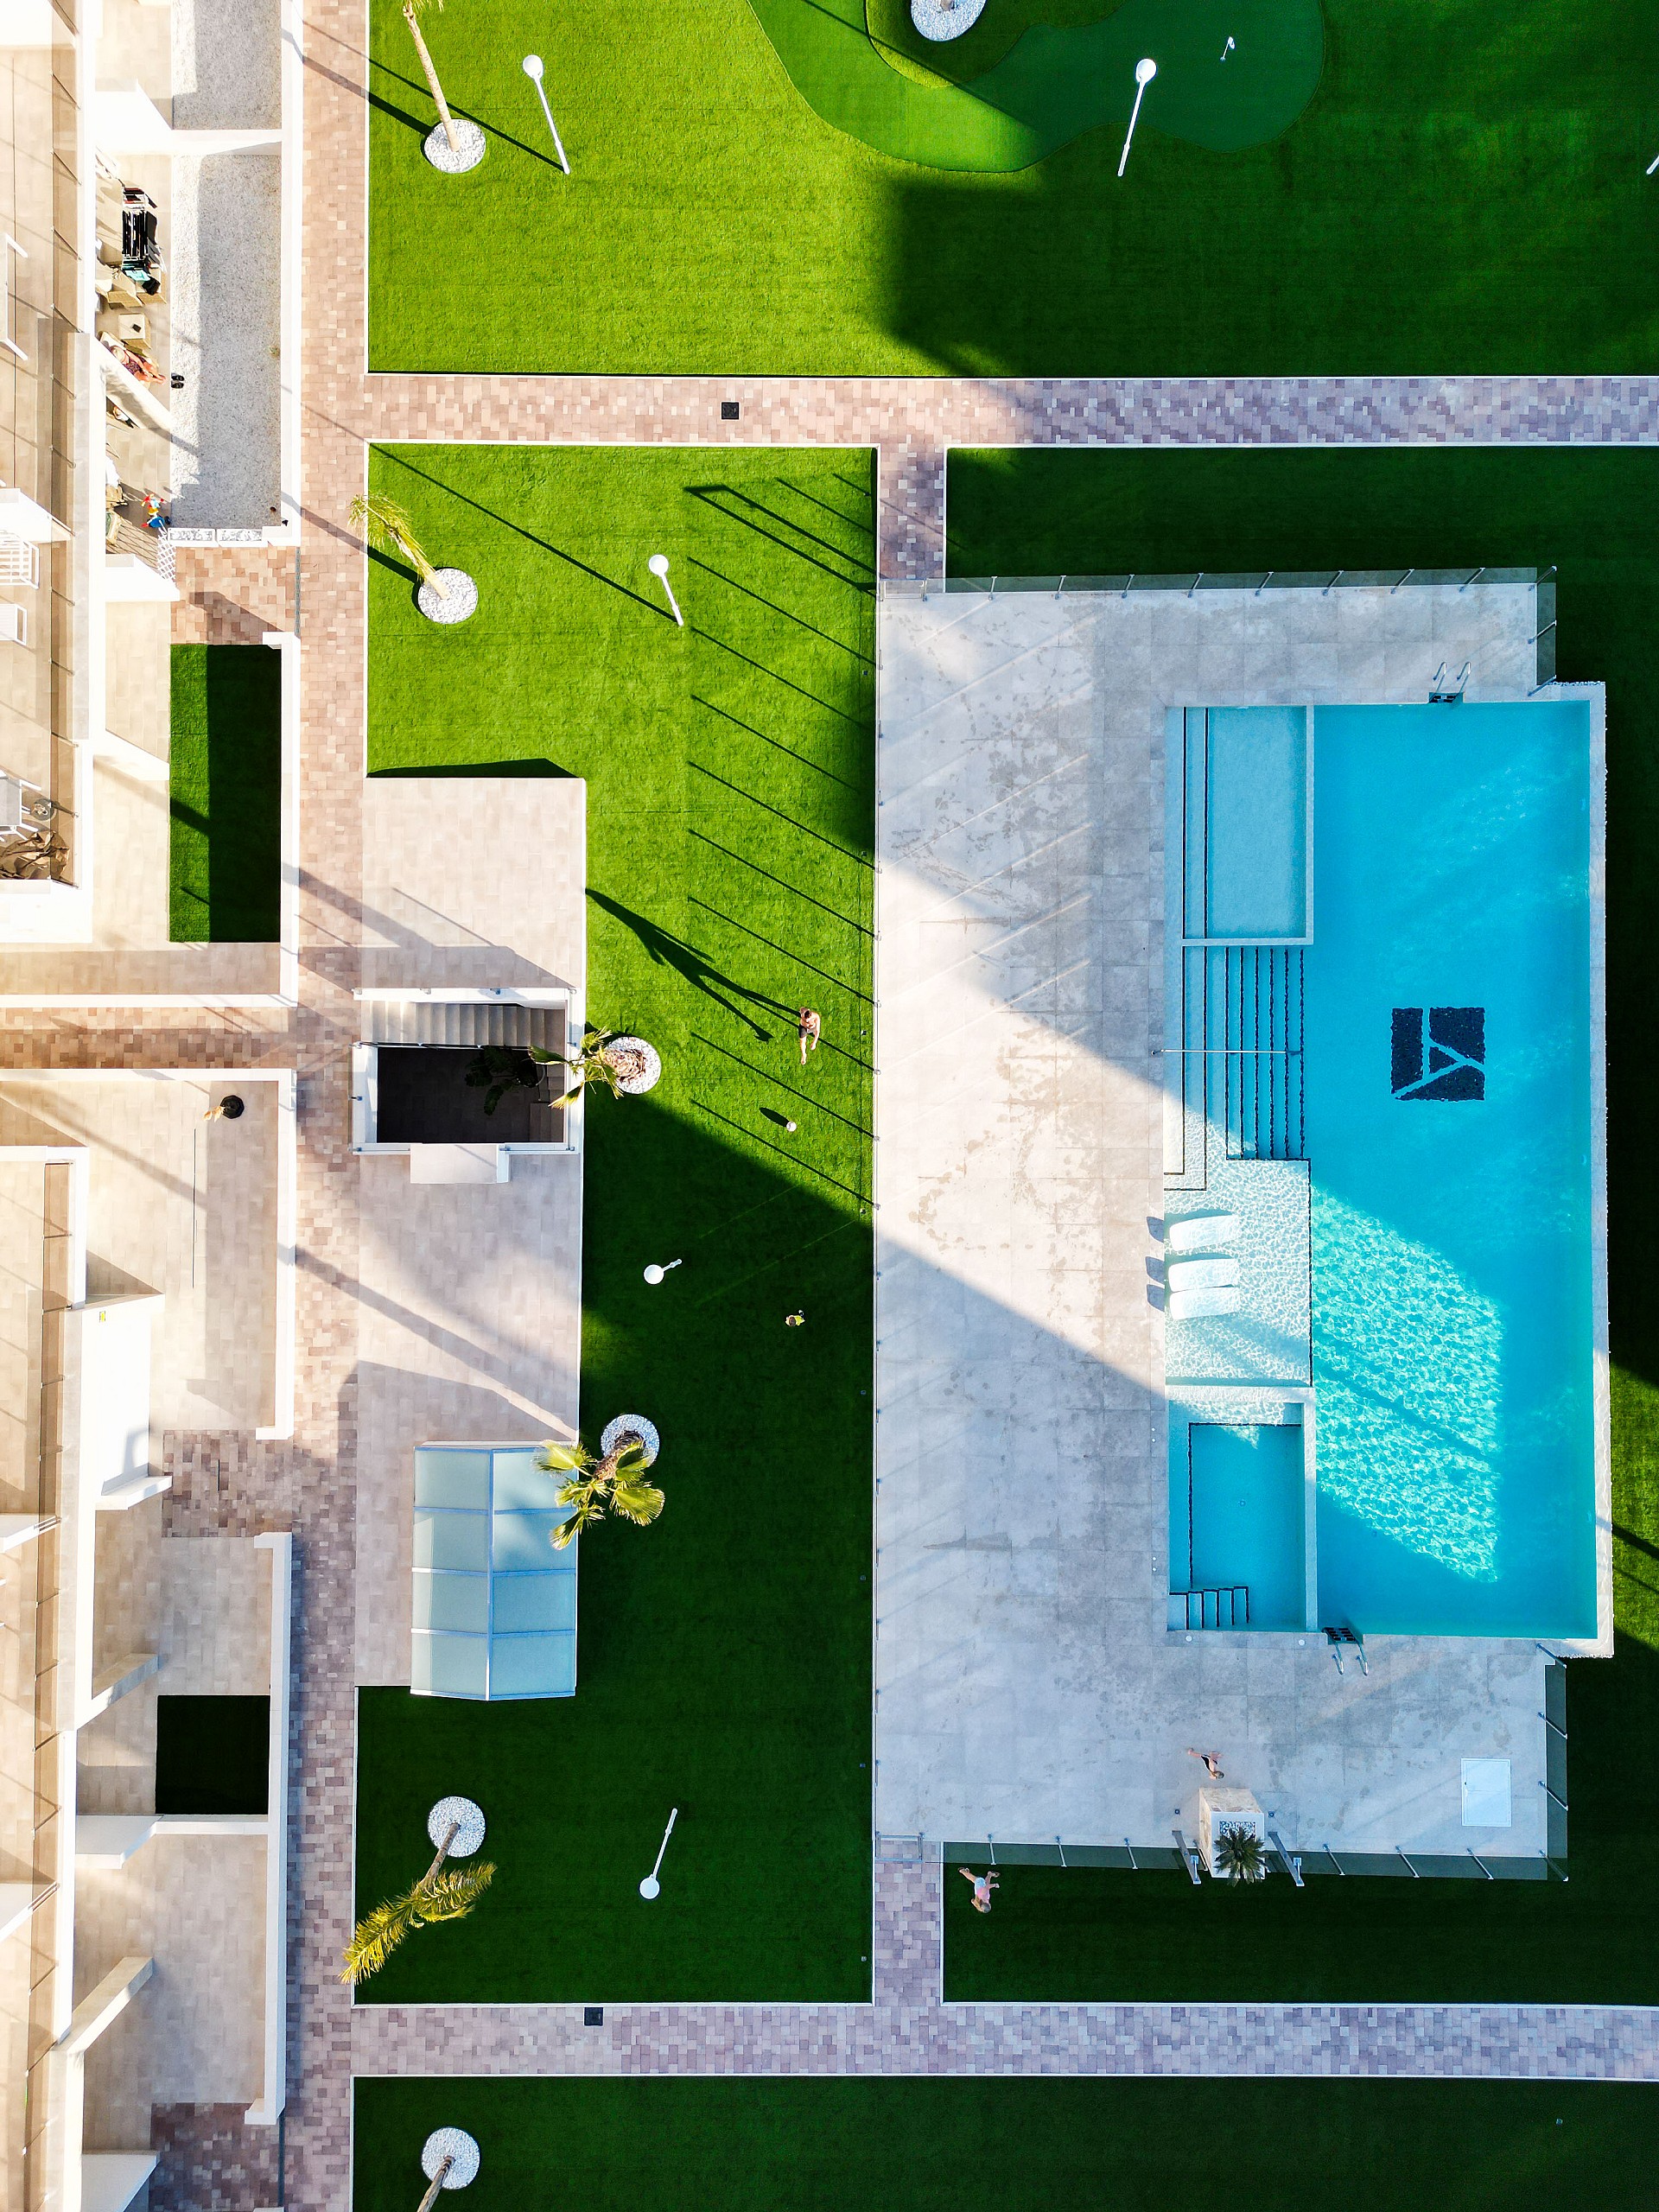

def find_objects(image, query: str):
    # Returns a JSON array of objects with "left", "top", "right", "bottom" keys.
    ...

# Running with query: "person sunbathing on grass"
[{"left": 959, "top": 1866, "right": 999, "bottom": 1914}]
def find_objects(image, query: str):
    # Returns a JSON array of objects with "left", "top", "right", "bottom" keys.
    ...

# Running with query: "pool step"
[
  {"left": 1168, "top": 1586, "right": 1252, "bottom": 1632},
  {"left": 1222, "top": 945, "right": 1303, "bottom": 1160},
  {"left": 365, "top": 1000, "right": 565, "bottom": 1052}
]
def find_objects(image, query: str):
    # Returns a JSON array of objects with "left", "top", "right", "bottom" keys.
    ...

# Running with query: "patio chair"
[{"left": 1166, "top": 1254, "right": 1239, "bottom": 1293}]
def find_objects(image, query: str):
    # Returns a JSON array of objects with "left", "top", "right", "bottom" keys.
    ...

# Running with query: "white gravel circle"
[
  {"left": 601, "top": 1414, "right": 660, "bottom": 1467},
  {"left": 427, "top": 1796, "right": 486, "bottom": 1859},
  {"left": 423, "top": 119, "right": 486, "bottom": 173},
  {"left": 417, "top": 569, "right": 478, "bottom": 624},
  {"left": 911, "top": 0, "right": 988, "bottom": 38},
  {"left": 421, "top": 2130, "right": 480, "bottom": 2189},
  {"left": 607, "top": 1035, "right": 661, "bottom": 1095}
]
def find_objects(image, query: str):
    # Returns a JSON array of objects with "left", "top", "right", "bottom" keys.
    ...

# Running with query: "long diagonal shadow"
[
  {"left": 694, "top": 626, "right": 867, "bottom": 723},
  {"left": 689, "top": 831, "right": 874, "bottom": 938},
  {"left": 587, "top": 887, "right": 799, "bottom": 1042},
  {"left": 686, "top": 558, "right": 876, "bottom": 665},
  {"left": 775, "top": 476, "right": 876, "bottom": 537},
  {"left": 693, "top": 1031, "right": 874, "bottom": 1140},
  {"left": 688, "top": 894, "right": 874, "bottom": 1004},
  {"left": 690, "top": 760, "right": 867, "bottom": 861},
  {"left": 378, "top": 454, "right": 668, "bottom": 618},
  {"left": 693, "top": 696, "right": 864, "bottom": 794},
  {"left": 687, "top": 486, "right": 875, "bottom": 591},
  {"left": 369, "top": 55, "right": 567, "bottom": 169}
]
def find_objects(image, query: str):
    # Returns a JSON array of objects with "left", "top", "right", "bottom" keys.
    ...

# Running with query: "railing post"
[
  {"left": 1459, "top": 564, "right": 1485, "bottom": 593},
  {"left": 1391, "top": 567, "right": 1414, "bottom": 594},
  {"left": 1121, "top": 571, "right": 1134, "bottom": 601},
  {"left": 1255, "top": 569, "right": 1273, "bottom": 598}
]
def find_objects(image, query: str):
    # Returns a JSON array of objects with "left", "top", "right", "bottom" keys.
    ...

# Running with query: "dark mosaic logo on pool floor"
[{"left": 1391, "top": 1007, "right": 1484, "bottom": 1102}]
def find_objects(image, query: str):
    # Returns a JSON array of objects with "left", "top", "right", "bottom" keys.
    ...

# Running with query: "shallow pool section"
[
  {"left": 1305, "top": 702, "right": 1598, "bottom": 1637},
  {"left": 1177, "top": 1416, "right": 1308, "bottom": 1630}
]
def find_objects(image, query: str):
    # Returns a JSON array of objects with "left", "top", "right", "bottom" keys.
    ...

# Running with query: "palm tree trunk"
[
  {"left": 421, "top": 1821, "right": 459, "bottom": 1890},
  {"left": 415, "top": 2158, "right": 454, "bottom": 2212},
  {"left": 404, "top": 3, "right": 460, "bottom": 155}
]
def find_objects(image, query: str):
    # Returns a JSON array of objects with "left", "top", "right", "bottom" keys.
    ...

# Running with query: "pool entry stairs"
[{"left": 1166, "top": 708, "right": 1316, "bottom": 1634}]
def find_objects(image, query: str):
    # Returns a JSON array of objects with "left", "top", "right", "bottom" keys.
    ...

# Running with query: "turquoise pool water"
[
  {"left": 1306, "top": 702, "right": 1598, "bottom": 1637},
  {"left": 1186, "top": 1421, "right": 1306, "bottom": 1629}
]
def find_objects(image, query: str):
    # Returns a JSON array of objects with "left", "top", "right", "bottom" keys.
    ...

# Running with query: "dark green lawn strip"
[
  {"left": 943, "top": 445, "right": 1659, "bottom": 2003},
  {"left": 168, "top": 643, "right": 282, "bottom": 942},
  {"left": 352, "top": 2077, "right": 1655, "bottom": 2212},
  {"left": 354, "top": 448, "right": 874, "bottom": 2001},
  {"left": 368, "top": 0, "right": 1659, "bottom": 375}
]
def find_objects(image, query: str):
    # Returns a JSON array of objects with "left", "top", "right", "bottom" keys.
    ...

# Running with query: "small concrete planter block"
[
  {"left": 1198, "top": 1785, "right": 1266, "bottom": 1877},
  {"left": 911, "top": 0, "right": 988, "bottom": 38},
  {"left": 417, "top": 569, "right": 478, "bottom": 624},
  {"left": 427, "top": 1795, "right": 486, "bottom": 1858},
  {"left": 607, "top": 1036, "right": 661, "bottom": 1095},
  {"left": 421, "top": 2131, "right": 480, "bottom": 2188},
  {"left": 601, "top": 1414, "right": 659, "bottom": 1466},
  {"left": 423, "top": 119, "right": 486, "bottom": 173}
]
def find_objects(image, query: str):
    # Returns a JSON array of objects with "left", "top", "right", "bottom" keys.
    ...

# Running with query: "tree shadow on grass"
[
  {"left": 378, "top": 452, "right": 669, "bottom": 617},
  {"left": 588, "top": 887, "right": 799, "bottom": 1043}
]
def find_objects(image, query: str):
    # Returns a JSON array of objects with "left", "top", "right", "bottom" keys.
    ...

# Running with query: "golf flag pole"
[
  {"left": 521, "top": 56, "right": 569, "bottom": 174},
  {"left": 639, "top": 1808, "right": 679, "bottom": 1899},
  {"left": 1117, "top": 57, "right": 1157, "bottom": 179}
]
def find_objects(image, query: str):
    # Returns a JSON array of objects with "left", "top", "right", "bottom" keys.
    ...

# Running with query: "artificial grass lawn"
[
  {"left": 352, "top": 2077, "right": 1656, "bottom": 2212},
  {"left": 355, "top": 447, "right": 875, "bottom": 2001},
  {"left": 168, "top": 643, "right": 282, "bottom": 942},
  {"left": 368, "top": 0, "right": 1659, "bottom": 375},
  {"left": 943, "top": 446, "right": 1659, "bottom": 2004}
]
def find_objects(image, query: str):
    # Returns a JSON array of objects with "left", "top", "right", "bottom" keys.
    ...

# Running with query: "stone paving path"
[{"left": 6, "top": 7, "right": 1659, "bottom": 2205}]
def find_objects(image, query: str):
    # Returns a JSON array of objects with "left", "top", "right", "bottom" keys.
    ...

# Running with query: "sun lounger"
[
  {"left": 1166, "top": 1284, "right": 1242, "bottom": 1321},
  {"left": 1166, "top": 1254, "right": 1239, "bottom": 1292},
  {"left": 1166, "top": 1210, "right": 1240, "bottom": 1254}
]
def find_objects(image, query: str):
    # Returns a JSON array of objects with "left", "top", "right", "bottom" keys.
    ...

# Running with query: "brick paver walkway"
[{"left": 3, "top": 8, "right": 1655, "bottom": 2206}]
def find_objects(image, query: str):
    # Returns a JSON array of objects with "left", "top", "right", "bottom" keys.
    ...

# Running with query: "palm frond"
[
  {"left": 403, "top": 0, "right": 446, "bottom": 17},
  {"left": 412, "top": 1861, "right": 495, "bottom": 1923},
  {"left": 347, "top": 492, "right": 435, "bottom": 583},
  {"left": 609, "top": 1477, "right": 664, "bottom": 1527},
  {"left": 340, "top": 1887, "right": 423, "bottom": 1984},
  {"left": 537, "top": 1440, "right": 588, "bottom": 1476},
  {"left": 1215, "top": 1825, "right": 1268, "bottom": 1883}
]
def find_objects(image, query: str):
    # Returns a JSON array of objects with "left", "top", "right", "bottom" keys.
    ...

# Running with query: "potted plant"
[
  {"left": 341, "top": 1796, "right": 495, "bottom": 1985},
  {"left": 1213, "top": 1823, "right": 1268, "bottom": 1884},
  {"left": 401, "top": 0, "right": 486, "bottom": 172},
  {"left": 531, "top": 1025, "right": 662, "bottom": 1101},
  {"left": 537, "top": 1419, "right": 664, "bottom": 1548},
  {"left": 349, "top": 491, "right": 477, "bottom": 625}
]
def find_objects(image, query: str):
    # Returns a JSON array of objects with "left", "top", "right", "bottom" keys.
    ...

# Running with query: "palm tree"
[
  {"left": 348, "top": 491, "right": 448, "bottom": 601},
  {"left": 1214, "top": 1824, "right": 1268, "bottom": 1884},
  {"left": 402, "top": 0, "right": 461, "bottom": 157},
  {"left": 537, "top": 1432, "right": 664, "bottom": 1548},
  {"left": 529, "top": 1027, "right": 652, "bottom": 1105},
  {"left": 340, "top": 1815, "right": 496, "bottom": 1985},
  {"left": 465, "top": 1044, "right": 538, "bottom": 1115}
]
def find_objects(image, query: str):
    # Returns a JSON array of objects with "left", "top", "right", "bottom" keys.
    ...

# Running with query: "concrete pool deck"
[{"left": 874, "top": 577, "right": 1599, "bottom": 1860}]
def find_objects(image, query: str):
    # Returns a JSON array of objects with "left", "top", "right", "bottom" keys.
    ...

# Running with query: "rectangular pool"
[
  {"left": 1305, "top": 701, "right": 1599, "bottom": 1637},
  {"left": 1166, "top": 698, "right": 1602, "bottom": 1638}
]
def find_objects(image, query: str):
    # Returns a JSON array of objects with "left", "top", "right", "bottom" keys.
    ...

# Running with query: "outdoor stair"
[
  {"left": 1168, "top": 1586, "right": 1251, "bottom": 1631},
  {"left": 365, "top": 1001, "right": 563, "bottom": 1052},
  {"left": 1222, "top": 944, "right": 1303, "bottom": 1160}
]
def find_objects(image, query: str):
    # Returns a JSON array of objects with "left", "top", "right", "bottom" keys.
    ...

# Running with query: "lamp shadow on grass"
[
  {"left": 368, "top": 57, "right": 566, "bottom": 172},
  {"left": 376, "top": 452, "right": 669, "bottom": 619},
  {"left": 587, "top": 887, "right": 799, "bottom": 1043}
]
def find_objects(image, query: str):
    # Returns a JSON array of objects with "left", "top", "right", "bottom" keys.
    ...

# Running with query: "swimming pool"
[{"left": 1166, "top": 698, "right": 1603, "bottom": 1638}]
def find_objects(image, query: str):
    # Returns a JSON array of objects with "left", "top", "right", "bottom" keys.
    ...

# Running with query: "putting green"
[{"left": 745, "top": 0, "right": 1324, "bottom": 172}]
